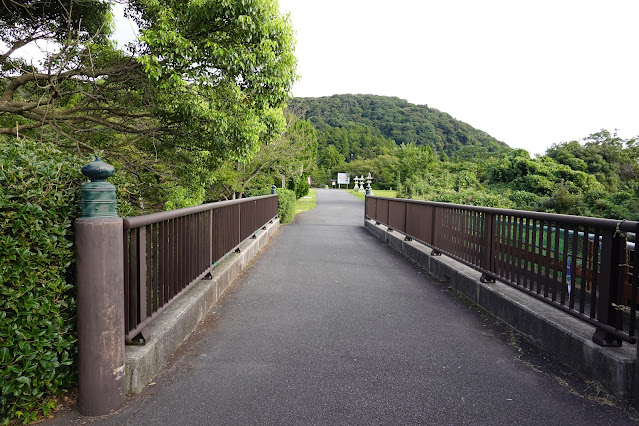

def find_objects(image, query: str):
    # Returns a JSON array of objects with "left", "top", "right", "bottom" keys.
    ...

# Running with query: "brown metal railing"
[
  {"left": 366, "top": 196, "right": 639, "bottom": 346},
  {"left": 122, "top": 194, "right": 278, "bottom": 343}
]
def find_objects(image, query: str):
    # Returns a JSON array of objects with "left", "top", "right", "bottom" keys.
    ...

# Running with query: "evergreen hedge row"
[
  {"left": 0, "top": 138, "right": 83, "bottom": 424},
  {"left": 276, "top": 188, "right": 296, "bottom": 223}
]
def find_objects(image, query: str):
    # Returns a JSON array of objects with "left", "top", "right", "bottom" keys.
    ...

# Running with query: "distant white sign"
[{"left": 337, "top": 173, "right": 350, "bottom": 185}]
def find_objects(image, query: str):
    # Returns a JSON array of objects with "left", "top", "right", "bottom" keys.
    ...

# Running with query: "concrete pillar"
[{"left": 75, "top": 158, "right": 125, "bottom": 415}]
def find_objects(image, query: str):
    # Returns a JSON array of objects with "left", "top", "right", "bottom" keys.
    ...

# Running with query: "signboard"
[{"left": 337, "top": 173, "right": 350, "bottom": 185}]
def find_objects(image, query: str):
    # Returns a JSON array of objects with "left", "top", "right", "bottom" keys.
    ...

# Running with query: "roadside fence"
[
  {"left": 122, "top": 195, "right": 278, "bottom": 343},
  {"left": 365, "top": 196, "right": 639, "bottom": 346}
]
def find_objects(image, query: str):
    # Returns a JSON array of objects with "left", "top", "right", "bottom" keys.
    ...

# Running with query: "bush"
[
  {"left": 276, "top": 188, "right": 296, "bottom": 223},
  {"left": 286, "top": 176, "right": 310, "bottom": 199},
  {"left": 0, "top": 138, "right": 84, "bottom": 424},
  {"left": 296, "top": 179, "right": 310, "bottom": 198},
  {"left": 508, "top": 190, "right": 542, "bottom": 211}
]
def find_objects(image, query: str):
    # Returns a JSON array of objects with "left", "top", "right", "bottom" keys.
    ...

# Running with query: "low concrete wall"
[
  {"left": 364, "top": 218, "right": 636, "bottom": 399},
  {"left": 125, "top": 218, "right": 280, "bottom": 394}
]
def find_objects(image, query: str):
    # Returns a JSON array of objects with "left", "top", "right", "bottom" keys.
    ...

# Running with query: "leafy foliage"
[
  {"left": 287, "top": 175, "right": 310, "bottom": 199},
  {"left": 308, "top": 108, "right": 638, "bottom": 220},
  {"left": 275, "top": 188, "right": 296, "bottom": 223},
  {"left": 1, "top": 0, "right": 298, "bottom": 212},
  {"left": 206, "top": 111, "right": 318, "bottom": 202},
  {"left": 291, "top": 94, "right": 508, "bottom": 156},
  {"left": 0, "top": 138, "right": 83, "bottom": 424}
]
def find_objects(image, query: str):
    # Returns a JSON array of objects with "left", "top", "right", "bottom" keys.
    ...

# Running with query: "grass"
[
  {"left": 294, "top": 189, "right": 317, "bottom": 215},
  {"left": 344, "top": 189, "right": 397, "bottom": 201}
]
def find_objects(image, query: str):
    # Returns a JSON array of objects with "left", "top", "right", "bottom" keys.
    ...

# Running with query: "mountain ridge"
[{"left": 289, "top": 94, "right": 509, "bottom": 155}]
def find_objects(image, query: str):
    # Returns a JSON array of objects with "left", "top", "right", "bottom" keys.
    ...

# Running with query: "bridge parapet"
[
  {"left": 122, "top": 194, "right": 278, "bottom": 344},
  {"left": 365, "top": 196, "right": 639, "bottom": 348},
  {"left": 75, "top": 158, "right": 278, "bottom": 415}
]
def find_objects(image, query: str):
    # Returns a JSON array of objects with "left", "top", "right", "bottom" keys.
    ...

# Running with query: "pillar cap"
[
  {"left": 81, "top": 156, "right": 115, "bottom": 182},
  {"left": 80, "top": 157, "right": 117, "bottom": 218}
]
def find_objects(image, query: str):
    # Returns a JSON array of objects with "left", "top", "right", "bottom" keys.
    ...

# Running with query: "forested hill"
[{"left": 289, "top": 94, "right": 509, "bottom": 155}]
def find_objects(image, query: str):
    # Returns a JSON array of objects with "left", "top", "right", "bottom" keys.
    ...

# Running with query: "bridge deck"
[{"left": 53, "top": 189, "right": 636, "bottom": 424}]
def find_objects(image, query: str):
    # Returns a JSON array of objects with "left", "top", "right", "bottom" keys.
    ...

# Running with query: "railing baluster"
[
  {"left": 579, "top": 226, "right": 589, "bottom": 315},
  {"left": 123, "top": 230, "right": 130, "bottom": 333},
  {"left": 560, "top": 226, "right": 569, "bottom": 305},
  {"left": 128, "top": 229, "right": 138, "bottom": 327},
  {"left": 569, "top": 225, "right": 579, "bottom": 310},
  {"left": 482, "top": 213, "right": 494, "bottom": 275},
  {"left": 543, "top": 221, "right": 553, "bottom": 298},
  {"left": 531, "top": 218, "right": 540, "bottom": 294},
  {"left": 138, "top": 226, "right": 147, "bottom": 326},
  {"left": 630, "top": 235, "right": 638, "bottom": 337},
  {"left": 523, "top": 217, "right": 531, "bottom": 290}
]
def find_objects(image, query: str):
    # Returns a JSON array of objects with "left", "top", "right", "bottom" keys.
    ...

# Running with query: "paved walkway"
[{"left": 50, "top": 189, "right": 637, "bottom": 425}]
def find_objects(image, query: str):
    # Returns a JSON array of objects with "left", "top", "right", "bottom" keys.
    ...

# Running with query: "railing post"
[
  {"left": 592, "top": 228, "right": 626, "bottom": 347},
  {"left": 365, "top": 195, "right": 368, "bottom": 219},
  {"left": 481, "top": 213, "right": 496, "bottom": 283},
  {"left": 75, "top": 157, "right": 126, "bottom": 415},
  {"left": 431, "top": 205, "right": 441, "bottom": 255},
  {"left": 137, "top": 226, "right": 147, "bottom": 333}
]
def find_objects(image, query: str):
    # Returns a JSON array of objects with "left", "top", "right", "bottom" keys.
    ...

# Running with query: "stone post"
[{"left": 75, "top": 157, "right": 126, "bottom": 415}]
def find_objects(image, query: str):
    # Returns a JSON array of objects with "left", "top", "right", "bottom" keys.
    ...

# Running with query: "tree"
[
  {"left": 205, "top": 111, "right": 318, "bottom": 201},
  {"left": 319, "top": 145, "right": 343, "bottom": 170},
  {"left": 0, "top": 0, "right": 297, "bottom": 209}
]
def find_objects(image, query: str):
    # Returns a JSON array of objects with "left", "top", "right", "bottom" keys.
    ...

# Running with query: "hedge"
[
  {"left": 0, "top": 138, "right": 84, "bottom": 424},
  {"left": 276, "top": 188, "right": 296, "bottom": 223}
]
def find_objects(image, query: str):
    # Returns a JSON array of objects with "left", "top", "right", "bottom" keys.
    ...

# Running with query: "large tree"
[
  {"left": 0, "top": 0, "right": 297, "bottom": 209},
  {"left": 206, "top": 109, "right": 318, "bottom": 202}
]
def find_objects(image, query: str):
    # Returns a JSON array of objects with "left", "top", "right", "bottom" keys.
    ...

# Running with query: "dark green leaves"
[{"left": 0, "top": 138, "right": 82, "bottom": 424}]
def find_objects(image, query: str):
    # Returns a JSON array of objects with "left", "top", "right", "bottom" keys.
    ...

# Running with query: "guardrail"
[
  {"left": 365, "top": 196, "right": 639, "bottom": 346},
  {"left": 122, "top": 194, "right": 278, "bottom": 343}
]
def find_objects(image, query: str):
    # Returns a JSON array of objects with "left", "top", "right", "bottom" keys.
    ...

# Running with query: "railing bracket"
[
  {"left": 387, "top": 228, "right": 393, "bottom": 232},
  {"left": 235, "top": 248, "right": 241, "bottom": 253},
  {"left": 375, "top": 221, "right": 381, "bottom": 225},
  {"left": 431, "top": 249, "right": 441, "bottom": 256},
  {"left": 126, "top": 328, "right": 151, "bottom": 346},
  {"left": 262, "top": 226, "right": 267, "bottom": 230},
  {"left": 592, "top": 329, "right": 623, "bottom": 347},
  {"left": 204, "top": 272, "right": 213, "bottom": 279},
  {"left": 480, "top": 273, "right": 496, "bottom": 283},
  {"left": 404, "top": 236, "right": 412, "bottom": 242}
]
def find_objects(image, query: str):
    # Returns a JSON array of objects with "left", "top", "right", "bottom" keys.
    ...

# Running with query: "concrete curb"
[
  {"left": 364, "top": 218, "right": 635, "bottom": 399},
  {"left": 124, "top": 218, "right": 280, "bottom": 394}
]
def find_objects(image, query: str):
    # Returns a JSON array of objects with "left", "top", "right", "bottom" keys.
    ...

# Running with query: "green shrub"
[
  {"left": 286, "top": 176, "right": 310, "bottom": 199},
  {"left": 0, "top": 138, "right": 84, "bottom": 424},
  {"left": 295, "top": 179, "right": 310, "bottom": 198},
  {"left": 508, "top": 190, "right": 542, "bottom": 211},
  {"left": 276, "top": 188, "right": 295, "bottom": 223}
]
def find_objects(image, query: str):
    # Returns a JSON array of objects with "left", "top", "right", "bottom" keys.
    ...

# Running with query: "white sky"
[
  {"left": 110, "top": 1, "right": 639, "bottom": 155},
  {"left": 276, "top": 0, "right": 639, "bottom": 155}
]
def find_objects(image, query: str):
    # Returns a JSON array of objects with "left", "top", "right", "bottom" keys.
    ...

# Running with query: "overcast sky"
[
  {"left": 276, "top": 0, "right": 639, "bottom": 155},
  {"left": 112, "top": 1, "right": 639, "bottom": 156}
]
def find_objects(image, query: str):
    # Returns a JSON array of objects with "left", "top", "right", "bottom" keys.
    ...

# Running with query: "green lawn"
[
  {"left": 344, "top": 189, "right": 397, "bottom": 201},
  {"left": 295, "top": 189, "right": 317, "bottom": 215}
]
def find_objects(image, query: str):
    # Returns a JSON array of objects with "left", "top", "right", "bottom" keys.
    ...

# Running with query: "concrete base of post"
[{"left": 75, "top": 217, "right": 125, "bottom": 416}]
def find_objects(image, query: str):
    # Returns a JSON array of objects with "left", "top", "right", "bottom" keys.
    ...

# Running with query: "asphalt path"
[{"left": 48, "top": 189, "right": 638, "bottom": 425}]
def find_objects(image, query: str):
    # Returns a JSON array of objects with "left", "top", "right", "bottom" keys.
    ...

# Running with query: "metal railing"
[
  {"left": 365, "top": 196, "right": 639, "bottom": 346},
  {"left": 122, "top": 194, "right": 278, "bottom": 343}
]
